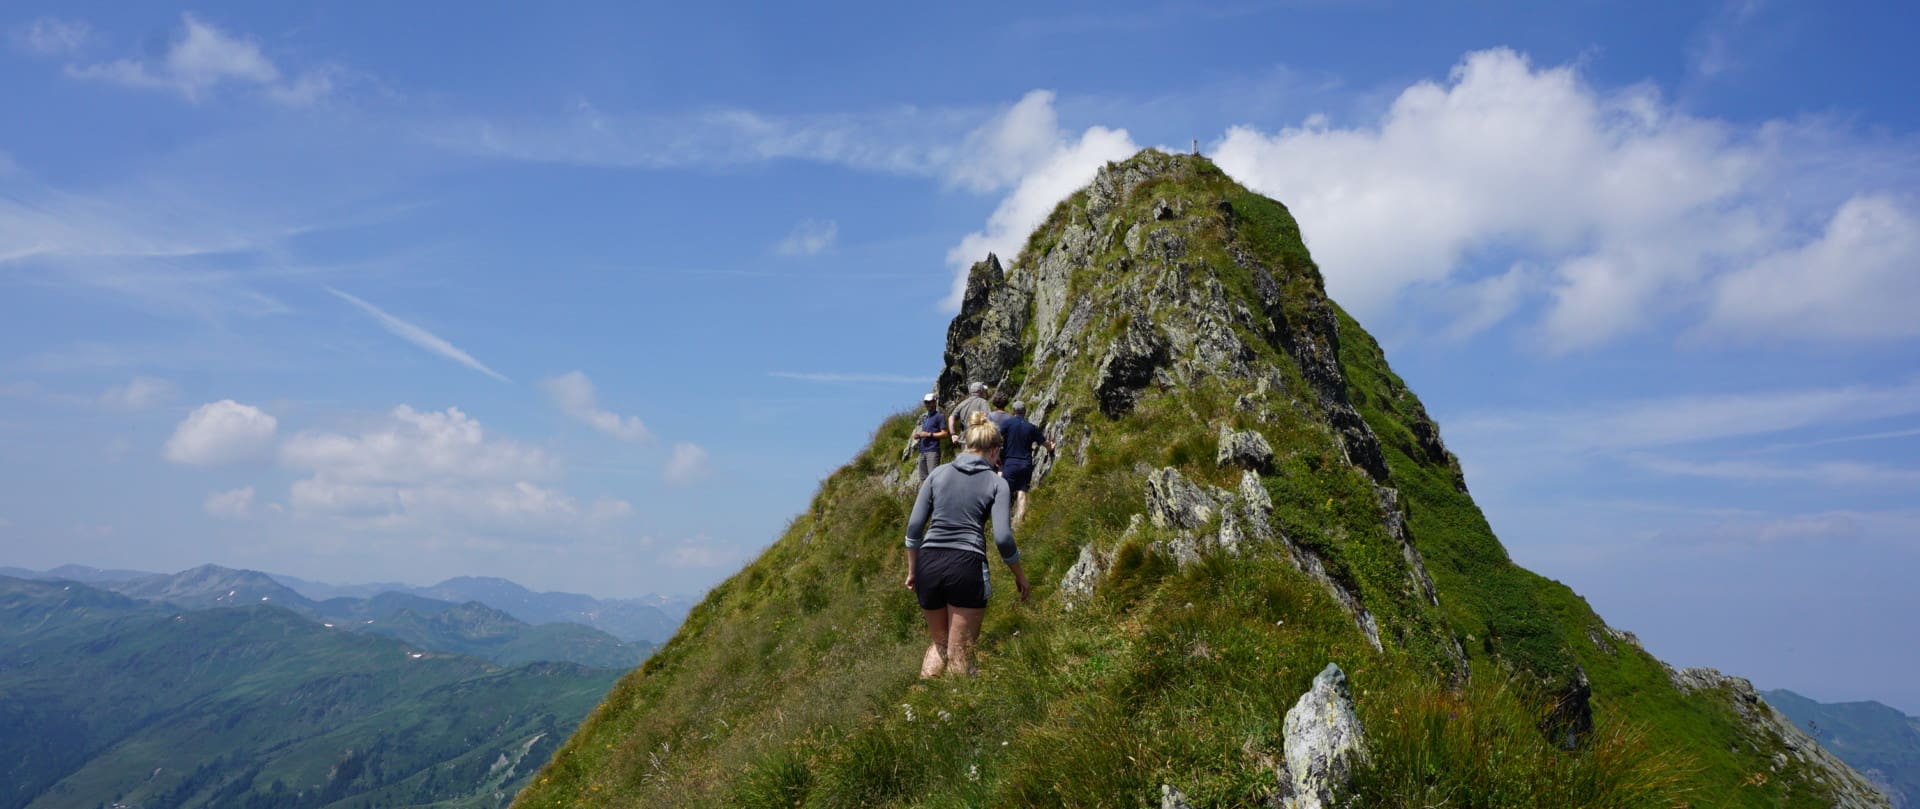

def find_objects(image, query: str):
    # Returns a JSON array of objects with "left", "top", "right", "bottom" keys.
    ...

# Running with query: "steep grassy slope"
[
  {"left": 0, "top": 576, "right": 620, "bottom": 809},
  {"left": 516, "top": 151, "right": 1876, "bottom": 808}
]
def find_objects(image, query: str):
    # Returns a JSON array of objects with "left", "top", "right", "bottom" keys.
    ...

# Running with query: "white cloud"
[
  {"left": 12, "top": 17, "right": 89, "bottom": 54},
  {"left": 1209, "top": 47, "right": 1919, "bottom": 351},
  {"left": 99, "top": 376, "right": 177, "bottom": 411},
  {"left": 429, "top": 101, "right": 980, "bottom": 174},
  {"left": 65, "top": 13, "right": 334, "bottom": 106},
  {"left": 281, "top": 405, "right": 556, "bottom": 485},
  {"left": 943, "top": 91, "right": 1138, "bottom": 310},
  {"left": 539, "top": 371, "right": 649, "bottom": 441},
  {"left": 1631, "top": 455, "right": 1920, "bottom": 487},
  {"left": 775, "top": 219, "right": 838, "bottom": 256},
  {"left": 1452, "top": 376, "right": 1920, "bottom": 455},
  {"left": 947, "top": 90, "right": 1069, "bottom": 193},
  {"left": 768, "top": 371, "right": 927, "bottom": 384},
  {"left": 165, "top": 400, "right": 278, "bottom": 465},
  {"left": 328, "top": 288, "right": 510, "bottom": 382},
  {"left": 1701, "top": 195, "right": 1920, "bottom": 341},
  {"left": 664, "top": 442, "right": 710, "bottom": 485},
  {"left": 204, "top": 486, "right": 255, "bottom": 519},
  {"left": 279, "top": 405, "right": 616, "bottom": 535}
]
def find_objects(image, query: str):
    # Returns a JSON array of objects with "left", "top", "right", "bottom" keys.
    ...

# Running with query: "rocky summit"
[{"left": 515, "top": 151, "right": 1887, "bottom": 808}]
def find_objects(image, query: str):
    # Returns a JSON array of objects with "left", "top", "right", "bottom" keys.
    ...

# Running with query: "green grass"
[{"left": 514, "top": 150, "right": 1856, "bottom": 809}]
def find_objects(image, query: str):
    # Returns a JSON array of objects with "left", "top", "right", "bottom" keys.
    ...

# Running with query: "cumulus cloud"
[
  {"left": 281, "top": 405, "right": 556, "bottom": 485},
  {"left": 539, "top": 371, "right": 649, "bottom": 441},
  {"left": 1701, "top": 195, "right": 1920, "bottom": 341},
  {"left": 11, "top": 17, "right": 89, "bottom": 54},
  {"left": 204, "top": 486, "right": 255, "bottom": 519},
  {"left": 328, "top": 288, "right": 510, "bottom": 382},
  {"left": 99, "top": 375, "right": 177, "bottom": 411},
  {"left": 943, "top": 90, "right": 1138, "bottom": 310},
  {"left": 775, "top": 219, "right": 838, "bottom": 256},
  {"left": 278, "top": 405, "right": 620, "bottom": 535},
  {"left": 65, "top": 13, "right": 334, "bottom": 106},
  {"left": 664, "top": 442, "right": 711, "bottom": 485},
  {"left": 1209, "top": 47, "right": 1920, "bottom": 351},
  {"left": 165, "top": 400, "right": 278, "bottom": 465}
]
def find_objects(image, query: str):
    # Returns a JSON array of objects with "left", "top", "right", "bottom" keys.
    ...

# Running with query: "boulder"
[
  {"left": 1279, "top": 663, "right": 1368, "bottom": 809},
  {"left": 1217, "top": 425, "right": 1275, "bottom": 470}
]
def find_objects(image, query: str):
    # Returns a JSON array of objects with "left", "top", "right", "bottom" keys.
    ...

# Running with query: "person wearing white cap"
[
  {"left": 911, "top": 392, "right": 948, "bottom": 482},
  {"left": 948, "top": 382, "right": 991, "bottom": 450}
]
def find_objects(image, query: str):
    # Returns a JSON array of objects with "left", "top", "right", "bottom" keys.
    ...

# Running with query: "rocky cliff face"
[{"left": 517, "top": 151, "right": 1884, "bottom": 808}]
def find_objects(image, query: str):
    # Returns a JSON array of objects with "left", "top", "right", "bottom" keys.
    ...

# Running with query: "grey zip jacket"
[{"left": 904, "top": 453, "right": 1018, "bottom": 563}]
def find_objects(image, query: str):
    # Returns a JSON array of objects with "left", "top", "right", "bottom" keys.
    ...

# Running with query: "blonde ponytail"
[{"left": 963, "top": 410, "right": 1003, "bottom": 453}]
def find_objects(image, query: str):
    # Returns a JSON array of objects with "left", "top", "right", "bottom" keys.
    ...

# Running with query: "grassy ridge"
[{"left": 515, "top": 152, "right": 1853, "bottom": 808}]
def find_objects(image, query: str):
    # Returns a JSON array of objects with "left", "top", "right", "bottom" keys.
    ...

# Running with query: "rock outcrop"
[{"left": 1671, "top": 668, "right": 1891, "bottom": 809}]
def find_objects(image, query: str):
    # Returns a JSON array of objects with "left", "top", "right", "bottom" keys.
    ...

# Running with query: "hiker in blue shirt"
[
  {"left": 911, "top": 393, "right": 947, "bottom": 483},
  {"left": 998, "top": 400, "right": 1054, "bottom": 528}
]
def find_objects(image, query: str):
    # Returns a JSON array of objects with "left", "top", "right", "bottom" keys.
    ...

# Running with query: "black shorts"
[
  {"left": 914, "top": 547, "right": 990, "bottom": 610},
  {"left": 1001, "top": 459, "right": 1034, "bottom": 493}
]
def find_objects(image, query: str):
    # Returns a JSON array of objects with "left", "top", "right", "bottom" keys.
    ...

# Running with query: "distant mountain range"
[
  {"left": 0, "top": 575, "right": 624, "bottom": 809},
  {"left": 1, "top": 563, "right": 694, "bottom": 644},
  {"left": 1767, "top": 689, "right": 1920, "bottom": 808}
]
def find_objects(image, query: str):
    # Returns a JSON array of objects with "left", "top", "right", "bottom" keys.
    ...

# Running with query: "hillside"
[
  {"left": 0, "top": 576, "right": 621, "bottom": 809},
  {"left": 32, "top": 564, "right": 656, "bottom": 668},
  {"left": 1768, "top": 690, "right": 1919, "bottom": 807},
  {"left": 515, "top": 151, "right": 1881, "bottom": 807}
]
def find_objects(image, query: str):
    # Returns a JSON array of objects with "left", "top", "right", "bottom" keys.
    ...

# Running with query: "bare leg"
[
  {"left": 920, "top": 608, "right": 950, "bottom": 678},
  {"left": 945, "top": 606, "right": 985, "bottom": 677},
  {"left": 1012, "top": 491, "right": 1030, "bottom": 528}
]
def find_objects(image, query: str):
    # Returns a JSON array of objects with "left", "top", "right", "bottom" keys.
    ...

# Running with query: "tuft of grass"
[{"left": 1350, "top": 668, "right": 1699, "bottom": 808}]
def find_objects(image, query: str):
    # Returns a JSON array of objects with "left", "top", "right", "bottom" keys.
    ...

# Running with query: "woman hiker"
[{"left": 903, "top": 411, "right": 1031, "bottom": 677}]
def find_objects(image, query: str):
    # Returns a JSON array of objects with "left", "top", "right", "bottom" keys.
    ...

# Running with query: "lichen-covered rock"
[
  {"left": 1279, "top": 663, "right": 1368, "bottom": 809},
  {"left": 1059, "top": 543, "right": 1113, "bottom": 612},
  {"left": 1145, "top": 468, "right": 1222, "bottom": 531},
  {"left": 1160, "top": 783, "right": 1194, "bottom": 809},
  {"left": 1217, "top": 425, "right": 1275, "bottom": 471}
]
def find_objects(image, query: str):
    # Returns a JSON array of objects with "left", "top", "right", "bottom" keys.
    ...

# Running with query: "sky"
[{"left": 1, "top": 2, "right": 1917, "bottom": 712}]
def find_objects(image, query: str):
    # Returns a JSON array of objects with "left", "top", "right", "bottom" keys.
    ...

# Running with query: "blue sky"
[{"left": 2, "top": 2, "right": 1917, "bottom": 712}]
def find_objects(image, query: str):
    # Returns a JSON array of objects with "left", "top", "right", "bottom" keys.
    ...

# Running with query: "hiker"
[
  {"left": 910, "top": 393, "right": 947, "bottom": 483},
  {"left": 998, "top": 400, "right": 1055, "bottom": 528},
  {"left": 904, "top": 411, "right": 1031, "bottom": 677},
  {"left": 948, "top": 382, "right": 991, "bottom": 447},
  {"left": 987, "top": 390, "right": 1013, "bottom": 429}
]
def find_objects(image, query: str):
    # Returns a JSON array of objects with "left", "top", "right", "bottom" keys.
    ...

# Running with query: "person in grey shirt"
[
  {"left": 905, "top": 411, "right": 1031, "bottom": 677},
  {"left": 948, "top": 382, "right": 991, "bottom": 448}
]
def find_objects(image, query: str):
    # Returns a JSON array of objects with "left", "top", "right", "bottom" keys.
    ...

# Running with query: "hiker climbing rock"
[{"left": 998, "top": 400, "right": 1054, "bottom": 528}]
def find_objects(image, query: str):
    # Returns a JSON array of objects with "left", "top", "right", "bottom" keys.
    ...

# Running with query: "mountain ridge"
[
  {"left": 516, "top": 150, "right": 1886, "bottom": 807},
  {"left": 0, "top": 575, "right": 621, "bottom": 809}
]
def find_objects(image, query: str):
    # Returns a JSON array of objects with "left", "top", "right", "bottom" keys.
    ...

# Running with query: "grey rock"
[
  {"left": 1059, "top": 544, "right": 1113, "bottom": 612},
  {"left": 1217, "top": 426, "right": 1275, "bottom": 471},
  {"left": 1093, "top": 314, "right": 1167, "bottom": 418},
  {"left": 1280, "top": 663, "right": 1368, "bottom": 809},
  {"left": 1160, "top": 783, "right": 1194, "bottom": 809},
  {"left": 1146, "top": 468, "right": 1224, "bottom": 531},
  {"left": 1543, "top": 666, "right": 1593, "bottom": 750}
]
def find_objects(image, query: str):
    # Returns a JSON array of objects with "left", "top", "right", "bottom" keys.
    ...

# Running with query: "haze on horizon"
[{"left": 1, "top": 1, "right": 1917, "bottom": 714}]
